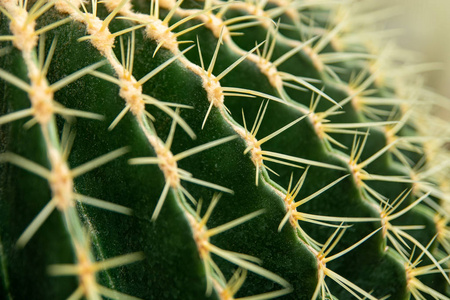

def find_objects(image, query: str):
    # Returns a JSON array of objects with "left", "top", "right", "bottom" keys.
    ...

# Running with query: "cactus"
[{"left": 0, "top": 0, "right": 449, "bottom": 299}]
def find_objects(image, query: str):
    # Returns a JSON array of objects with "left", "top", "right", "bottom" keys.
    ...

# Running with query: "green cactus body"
[{"left": 0, "top": 0, "right": 449, "bottom": 299}]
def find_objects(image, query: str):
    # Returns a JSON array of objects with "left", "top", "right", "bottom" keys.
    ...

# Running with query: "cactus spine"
[{"left": 0, "top": 0, "right": 449, "bottom": 299}]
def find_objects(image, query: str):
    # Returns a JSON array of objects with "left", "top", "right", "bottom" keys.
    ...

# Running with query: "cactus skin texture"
[{"left": 1, "top": 0, "right": 450, "bottom": 299}]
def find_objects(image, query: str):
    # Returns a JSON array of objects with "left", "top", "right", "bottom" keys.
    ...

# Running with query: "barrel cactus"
[{"left": 0, "top": 0, "right": 449, "bottom": 299}]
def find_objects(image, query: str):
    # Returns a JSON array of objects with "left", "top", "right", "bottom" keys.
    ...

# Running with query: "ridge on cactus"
[{"left": 0, "top": 0, "right": 449, "bottom": 299}]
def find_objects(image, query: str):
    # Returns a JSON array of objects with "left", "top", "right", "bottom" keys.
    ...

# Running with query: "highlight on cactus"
[{"left": 0, "top": 0, "right": 449, "bottom": 299}]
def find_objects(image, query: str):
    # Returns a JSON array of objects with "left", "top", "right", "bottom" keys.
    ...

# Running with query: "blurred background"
[{"left": 379, "top": 0, "right": 450, "bottom": 101}]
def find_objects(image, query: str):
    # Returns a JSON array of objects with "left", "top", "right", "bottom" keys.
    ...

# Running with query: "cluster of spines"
[
  {"left": 0, "top": 0, "right": 147, "bottom": 299},
  {"left": 0, "top": 0, "right": 449, "bottom": 299}
]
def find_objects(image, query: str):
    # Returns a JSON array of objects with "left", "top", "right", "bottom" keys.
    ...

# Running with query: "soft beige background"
[{"left": 380, "top": 0, "right": 450, "bottom": 99}]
